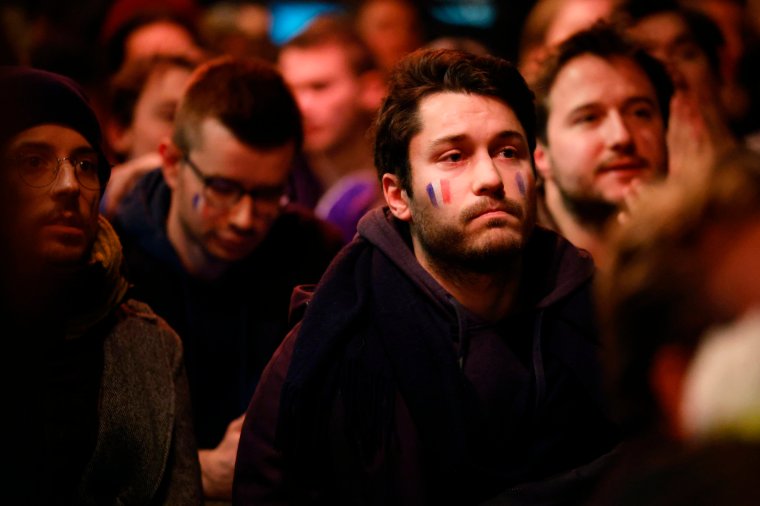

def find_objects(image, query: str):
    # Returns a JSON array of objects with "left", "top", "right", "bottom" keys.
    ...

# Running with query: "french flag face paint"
[
  {"left": 192, "top": 193, "right": 203, "bottom": 211},
  {"left": 426, "top": 178, "right": 451, "bottom": 208},
  {"left": 516, "top": 172, "right": 527, "bottom": 196}
]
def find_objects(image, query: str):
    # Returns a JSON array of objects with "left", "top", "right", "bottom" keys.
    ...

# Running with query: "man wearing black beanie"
[{"left": 0, "top": 66, "right": 202, "bottom": 504}]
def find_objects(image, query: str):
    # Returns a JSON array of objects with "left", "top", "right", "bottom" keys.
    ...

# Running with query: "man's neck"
[
  {"left": 414, "top": 243, "right": 522, "bottom": 322},
  {"left": 306, "top": 134, "right": 374, "bottom": 191},
  {"left": 5, "top": 261, "right": 79, "bottom": 326},
  {"left": 166, "top": 205, "right": 228, "bottom": 281},
  {"left": 543, "top": 181, "right": 614, "bottom": 268}
]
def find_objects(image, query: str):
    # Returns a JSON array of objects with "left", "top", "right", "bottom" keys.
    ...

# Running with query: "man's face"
[
  {"left": 628, "top": 12, "right": 718, "bottom": 99},
  {"left": 356, "top": 0, "right": 422, "bottom": 72},
  {"left": 167, "top": 118, "right": 293, "bottom": 265},
  {"left": 124, "top": 20, "right": 203, "bottom": 65},
  {"left": 279, "top": 43, "right": 367, "bottom": 154},
  {"left": 124, "top": 65, "right": 193, "bottom": 159},
  {"left": 2, "top": 125, "right": 100, "bottom": 268},
  {"left": 402, "top": 92, "right": 535, "bottom": 272},
  {"left": 537, "top": 54, "right": 668, "bottom": 215}
]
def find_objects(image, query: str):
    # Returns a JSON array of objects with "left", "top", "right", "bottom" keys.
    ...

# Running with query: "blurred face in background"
[
  {"left": 536, "top": 55, "right": 668, "bottom": 215},
  {"left": 123, "top": 20, "right": 203, "bottom": 66},
  {"left": 110, "top": 63, "right": 194, "bottom": 160},
  {"left": 279, "top": 43, "right": 369, "bottom": 155},
  {"left": 356, "top": 0, "right": 423, "bottom": 72},
  {"left": 627, "top": 11, "right": 719, "bottom": 100}
]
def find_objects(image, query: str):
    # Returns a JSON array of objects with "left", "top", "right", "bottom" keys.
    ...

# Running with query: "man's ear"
[
  {"left": 382, "top": 173, "right": 412, "bottom": 222},
  {"left": 159, "top": 138, "right": 182, "bottom": 190},
  {"left": 534, "top": 141, "right": 552, "bottom": 182},
  {"left": 358, "top": 70, "right": 387, "bottom": 112}
]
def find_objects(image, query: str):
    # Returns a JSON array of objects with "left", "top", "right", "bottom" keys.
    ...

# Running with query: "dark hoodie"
[
  {"left": 111, "top": 169, "right": 344, "bottom": 449},
  {"left": 233, "top": 208, "right": 619, "bottom": 506}
]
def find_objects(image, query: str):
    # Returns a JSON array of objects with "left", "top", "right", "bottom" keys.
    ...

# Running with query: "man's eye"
[
  {"left": 574, "top": 113, "right": 598, "bottom": 125},
  {"left": 441, "top": 151, "right": 463, "bottom": 163},
  {"left": 632, "top": 107, "right": 654, "bottom": 120},
  {"left": 499, "top": 147, "right": 518, "bottom": 159},
  {"left": 207, "top": 178, "right": 241, "bottom": 196},
  {"left": 253, "top": 186, "right": 287, "bottom": 202},
  {"left": 18, "top": 154, "right": 49, "bottom": 169},
  {"left": 76, "top": 158, "right": 99, "bottom": 173}
]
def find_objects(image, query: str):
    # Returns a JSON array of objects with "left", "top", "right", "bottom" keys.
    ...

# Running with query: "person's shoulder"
[
  {"left": 112, "top": 299, "right": 183, "bottom": 350},
  {"left": 271, "top": 204, "right": 345, "bottom": 250},
  {"left": 527, "top": 226, "right": 596, "bottom": 306},
  {"left": 111, "top": 169, "right": 169, "bottom": 237}
]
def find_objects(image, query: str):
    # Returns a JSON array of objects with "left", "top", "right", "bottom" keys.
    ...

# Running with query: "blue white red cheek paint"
[
  {"left": 516, "top": 172, "right": 527, "bottom": 196},
  {"left": 426, "top": 179, "right": 451, "bottom": 208},
  {"left": 192, "top": 193, "right": 203, "bottom": 210}
]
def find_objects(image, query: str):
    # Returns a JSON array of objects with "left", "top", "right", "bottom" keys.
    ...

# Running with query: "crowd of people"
[{"left": 2, "top": 0, "right": 759, "bottom": 504}]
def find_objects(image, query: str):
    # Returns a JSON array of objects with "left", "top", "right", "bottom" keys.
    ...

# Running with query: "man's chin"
[
  {"left": 40, "top": 248, "right": 91, "bottom": 271},
  {"left": 560, "top": 192, "right": 619, "bottom": 225},
  {"left": 209, "top": 241, "right": 259, "bottom": 263}
]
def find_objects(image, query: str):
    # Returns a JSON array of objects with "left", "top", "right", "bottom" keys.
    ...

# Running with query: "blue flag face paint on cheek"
[
  {"left": 192, "top": 193, "right": 202, "bottom": 210},
  {"left": 426, "top": 179, "right": 451, "bottom": 208},
  {"left": 516, "top": 172, "right": 526, "bottom": 196}
]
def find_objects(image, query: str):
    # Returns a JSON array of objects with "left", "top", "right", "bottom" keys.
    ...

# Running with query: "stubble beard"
[
  {"left": 556, "top": 183, "right": 619, "bottom": 230},
  {"left": 411, "top": 199, "right": 531, "bottom": 277}
]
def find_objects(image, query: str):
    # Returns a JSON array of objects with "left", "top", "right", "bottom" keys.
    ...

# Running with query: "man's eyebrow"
[
  {"left": 428, "top": 130, "right": 526, "bottom": 149},
  {"left": 622, "top": 96, "right": 658, "bottom": 109},
  {"left": 495, "top": 130, "right": 528, "bottom": 144},
  {"left": 566, "top": 96, "right": 657, "bottom": 116},
  {"left": 10, "top": 140, "right": 55, "bottom": 152},
  {"left": 428, "top": 134, "right": 468, "bottom": 150},
  {"left": 10, "top": 141, "right": 96, "bottom": 155},
  {"left": 566, "top": 102, "right": 600, "bottom": 117}
]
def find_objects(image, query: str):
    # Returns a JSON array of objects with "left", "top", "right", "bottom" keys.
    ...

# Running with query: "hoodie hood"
[{"left": 356, "top": 207, "right": 595, "bottom": 316}]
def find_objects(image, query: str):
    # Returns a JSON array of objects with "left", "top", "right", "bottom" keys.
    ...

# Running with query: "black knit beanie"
[{"left": 0, "top": 66, "right": 111, "bottom": 190}]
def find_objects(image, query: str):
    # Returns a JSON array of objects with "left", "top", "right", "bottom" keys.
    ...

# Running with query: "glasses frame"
[
  {"left": 181, "top": 153, "right": 289, "bottom": 212},
  {"left": 10, "top": 154, "right": 103, "bottom": 191}
]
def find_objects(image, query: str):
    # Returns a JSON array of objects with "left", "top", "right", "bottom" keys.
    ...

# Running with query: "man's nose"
[
  {"left": 471, "top": 153, "right": 504, "bottom": 196},
  {"left": 227, "top": 194, "right": 257, "bottom": 231},
  {"left": 50, "top": 160, "right": 81, "bottom": 195},
  {"left": 605, "top": 111, "right": 635, "bottom": 151}
]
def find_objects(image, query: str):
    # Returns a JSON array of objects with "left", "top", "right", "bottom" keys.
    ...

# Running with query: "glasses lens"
[
  {"left": 73, "top": 156, "right": 102, "bottom": 190},
  {"left": 69, "top": 154, "right": 100, "bottom": 190},
  {"left": 14, "top": 153, "right": 101, "bottom": 190},
  {"left": 204, "top": 177, "right": 242, "bottom": 209},
  {"left": 16, "top": 153, "right": 57, "bottom": 187}
]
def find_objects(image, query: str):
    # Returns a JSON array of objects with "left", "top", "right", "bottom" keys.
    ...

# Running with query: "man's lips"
[
  {"left": 598, "top": 157, "right": 649, "bottom": 173},
  {"left": 45, "top": 212, "right": 85, "bottom": 230},
  {"left": 216, "top": 232, "right": 257, "bottom": 250},
  {"left": 463, "top": 200, "right": 524, "bottom": 222}
]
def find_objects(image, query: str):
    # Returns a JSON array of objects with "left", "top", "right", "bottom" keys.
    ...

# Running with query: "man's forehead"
[
  {"left": 280, "top": 43, "right": 353, "bottom": 76},
  {"left": 7, "top": 124, "right": 94, "bottom": 151},
  {"left": 413, "top": 92, "right": 527, "bottom": 149},
  {"left": 416, "top": 92, "right": 525, "bottom": 135}
]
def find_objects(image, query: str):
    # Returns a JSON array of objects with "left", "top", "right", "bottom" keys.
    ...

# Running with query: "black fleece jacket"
[
  {"left": 111, "top": 169, "right": 344, "bottom": 448},
  {"left": 234, "top": 208, "right": 619, "bottom": 505}
]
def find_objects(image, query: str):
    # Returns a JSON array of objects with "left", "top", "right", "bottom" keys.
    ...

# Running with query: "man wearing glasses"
[
  {"left": 111, "top": 56, "right": 344, "bottom": 501},
  {"left": 1, "top": 66, "right": 202, "bottom": 504}
]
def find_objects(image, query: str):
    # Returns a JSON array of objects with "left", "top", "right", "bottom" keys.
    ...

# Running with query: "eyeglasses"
[
  {"left": 8, "top": 152, "right": 102, "bottom": 190},
  {"left": 182, "top": 154, "right": 289, "bottom": 213}
]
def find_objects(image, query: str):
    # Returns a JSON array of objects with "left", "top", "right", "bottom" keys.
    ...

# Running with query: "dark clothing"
[
  {"left": 7, "top": 219, "right": 202, "bottom": 505},
  {"left": 112, "top": 169, "right": 344, "bottom": 448},
  {"left": 234, "top": 208, "right": 620, "bottom": 505},
  {"left": 589, "top": 436, "right": 760, "bottom": 506}
]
